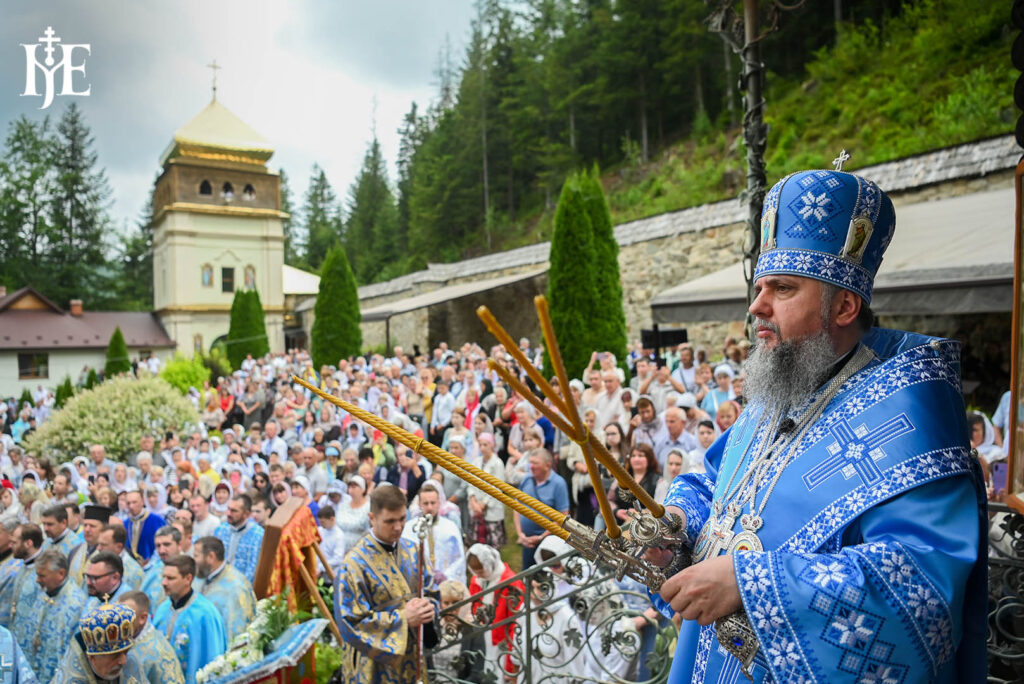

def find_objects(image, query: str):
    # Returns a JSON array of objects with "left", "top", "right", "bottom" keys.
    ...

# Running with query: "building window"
[
  {"left": 199, "top": 180, "right": 212, "bottom": 195},
  {"left": 242, "top": 184, "right": 255, "bottom": 201},
  {"left": 222, "top": 267, "right": 235, "bottom": 293},
  {"left": 244, "top": 265, "right": 256, "bottom": 289},
  {"left": 201, "top": 264, "right": 213, "bottom": 287},
  {"left": 222, "top": 182, "right": 234, "bottom": 201},
  {"left": 194, "top": 334, "right": 203, "bottom": 353},
  {"left": 17, "top": 353, "right": 48, "bottom": 379}
]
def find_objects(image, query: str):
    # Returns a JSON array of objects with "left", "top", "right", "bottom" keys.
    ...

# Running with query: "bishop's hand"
[{"left": 657, "top": 554, "right": 742, "bottom": 626}]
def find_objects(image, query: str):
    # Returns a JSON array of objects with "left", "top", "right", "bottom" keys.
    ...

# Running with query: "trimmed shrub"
[
  {"left": 104, "top": 326, "right": 132, "bottom": 377},
  {"left": 24, "top": 376, "right": 199, "bottom": 462},
  {"left": 159, "top": 354, "right": 212, "bottom": 394},
  {"left": 55, "top": 376, "right": 75, "bottom": 408},
  {"left": 312, "top": 246, "right": 362, "bottom": 368}
]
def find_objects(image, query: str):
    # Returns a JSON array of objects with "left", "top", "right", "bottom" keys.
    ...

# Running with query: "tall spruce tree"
[
  {"left": 104, "top": 326, "right": 131, "bottom": 377},
  {"left": 279, "top": 169, "right": 304, "bottom": 267},
  {"left": 345, "top": 138, "right": 400, "bottom": 283},
  {"left": 311, "top": 245, "right": 362, "bottom": 368},
  {"left": 246, "top": 289, "right": 271, "bottom": 358},
  {"left": 225, "top": 290, "right": 248, "bottom": 369},
  {"left": 0, "top": 116, "right": 54, "bottom": 291},
  {"left": 302, "top": 165, "right": 342, "bottom": 270},
  {"left": 580, "top": 167, "right": 626, "bottom": 364},
  {"left": 544, "top": 174, "right": 596, "bottom": 379}
]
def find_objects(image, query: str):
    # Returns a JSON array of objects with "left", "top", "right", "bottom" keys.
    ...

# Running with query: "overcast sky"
[{"left": 1, "top": 1, "right": 475, "bottom": 233}]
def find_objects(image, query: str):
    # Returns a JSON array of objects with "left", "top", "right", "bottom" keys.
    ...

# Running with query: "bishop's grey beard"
[{"left": 743, "top": 320, "right": 839, "bottom": 409}]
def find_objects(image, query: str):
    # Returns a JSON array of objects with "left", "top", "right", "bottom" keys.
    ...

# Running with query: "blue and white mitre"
[
  {"left": 755, "top": 168, "right": 895, "bottom": 302},
  {"left": 79, "top": 603, "right": 136, "bottom": 655}
]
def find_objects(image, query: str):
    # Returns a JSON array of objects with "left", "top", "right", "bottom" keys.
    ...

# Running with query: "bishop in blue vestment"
[
  {"left": 0, "top": 624, "right": 36, "bottom": 684},
  {"left": 18, "top": 550, "right": 88, "bottom": 682},
  {"left": 152, "top": 555, "right": 227, "bottom": 681},
  {"left": 655, "top": 168, "right": 986, "bottom": 683},
  {"left": 193, "top": 536, "right": 257, "bottom": 641},
  {"left": 212, "top": 498, "right": 265, "bottom": 583},
  {"left": 116, "top": 591, "right": 185, "bottom": 684},
  {"left": 52, "top": 603, "right": 146, "bottom": 684}
]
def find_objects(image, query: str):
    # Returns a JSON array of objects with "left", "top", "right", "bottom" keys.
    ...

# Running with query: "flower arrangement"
[{"left": 197, "top": 591, "right": 296, "bottom": 683}]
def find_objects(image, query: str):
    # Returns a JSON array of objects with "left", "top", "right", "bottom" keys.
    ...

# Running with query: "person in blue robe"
[
  {"left": 193, "top": 536, "right": 257, "bottom": 641},
  {"left": 40, "top": 504, "right": 78, "bottom": 557},
  {"left": 52, "top": 603, "right": 147, "bottom": 684},
  {"left": 0, "top": 527, "right": 23, "bottom": 624},
  {"left": 152, "top": 554, "right": 227, "bottom": 681},
  {"left": 335, "top": 485, "right": 437, "bottom": 684},
  {"left": 15, "top": 550, "right": 88, "bottom": 682},
  {"left": 82, "top": 551, "right": 134, "bottom": 613},
  {"left": 123, "top": 492, "right": 165, "bottom": 563},
  {"left": 4, "top": 524, "right": 43, "bottom": 630},
  {"left": 117, "top": 591, "right": 185, "bottom": 684},
  {"left": 212, "top": 495, "right": 265, "bottom": 583},
  {"left": 653, "top": 167, "right": 986, "bottom": 683},
  {"left": 66, "top": 504, "right": 112, "bottom": 590},
  {"left": 0, "top": 623, "right": 36, "bottom": 684},
  {"left": 141, "top": 556, "right": 164, "bottom": 609}
]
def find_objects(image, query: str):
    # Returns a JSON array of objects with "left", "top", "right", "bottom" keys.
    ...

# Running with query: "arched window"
[
  {"left": 201, "top": 264, "right": 213, "bottom": 287},
  {"left": 199, "top": 180, "right": 212, "bottom": 195},
  {"left": 242, "top": 184, "right": 255, "bottom": 201},
  {"left": 244, "top": 265, "right": 256, "bottom": 289},
  {"left": 222, "top": 182, "right": 234, "bottom": 201}
]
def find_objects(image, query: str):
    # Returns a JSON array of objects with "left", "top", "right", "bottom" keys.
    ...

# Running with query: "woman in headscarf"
[
  {"left": 210, "top": 481, "right": 232, "bottom": 519},
  {"left": 110, "top": 463, "right": 138, "bottom": 494},
  {"left": 18, "top": 481, "right": 49, "bottom": 524},
  {"left": 715, "top": 399, "right": 742, "bottom": 433},
  {"left": 0, "top": 486, "right": 23, "bottom": 525},
  {"left": 145, "top": 484, "right": 171, "bottom": 518},
  {"left": 467, "top": 544, "right": 523, "bottom": 679},
  {"left": 335, "top": 475, "right": 370, "bottom": 551}
]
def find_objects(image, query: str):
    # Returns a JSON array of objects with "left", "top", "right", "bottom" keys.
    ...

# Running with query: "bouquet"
[{"left": 197, "top": 590, "right": 296, "bottom": 682}]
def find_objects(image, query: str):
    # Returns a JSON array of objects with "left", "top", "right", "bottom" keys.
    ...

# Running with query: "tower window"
[
  {"left": 242, "top": 184, "right": 255, "bottom": 201},
  {"left": 222, "top": 182, "right": 234, "bottom": 201},
  {"left": 199, "top": 180, "right": 212, "bottom": 195},
  {"left": 222, "top": 267, "right": 235, "bottom": 293}
]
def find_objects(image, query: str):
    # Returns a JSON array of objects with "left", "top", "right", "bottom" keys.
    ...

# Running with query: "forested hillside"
[{"left": 303, "top": 0, "right": 1012, "bottom": 284}]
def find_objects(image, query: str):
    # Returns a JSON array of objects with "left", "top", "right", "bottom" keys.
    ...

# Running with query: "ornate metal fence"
[
  {"left": 427, "top": 550, "right": 677, "bottom": 684},
  {"left": 988, "top": 502, "right": 1024, "bottom": 683}
]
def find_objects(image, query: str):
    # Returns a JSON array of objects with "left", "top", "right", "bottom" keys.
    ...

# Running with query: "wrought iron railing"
[
  {"left": 427, "top": 550, "right": 677, "bottom": 684},
  {"left": 988, "top": 502, "right": 1024, "bottom": 683}
]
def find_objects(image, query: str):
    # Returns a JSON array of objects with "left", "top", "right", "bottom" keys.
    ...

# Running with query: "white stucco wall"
[{"left": 0, "top": 347, "right": 175, "bottom": 396}]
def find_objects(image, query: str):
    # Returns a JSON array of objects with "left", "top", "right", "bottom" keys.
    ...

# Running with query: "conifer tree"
[
  {"left": 225, "top": 290, "right": 247, "bottom": 369},
  {"left": 302, "top": 165, "right": 342, "bottom": 270},
  {"left": 345, "top": 138, "right": 400, "bottom": 284},
  {"left": 55, "top": 376, "right": 74, "bottom": 408},
  {"left": 580, "top": 168, "right": 627, "bottom": 365},
  {"left": 246, "top": 289, "right": 271, "bottom": 359},
  {"left": 17, "top": 388, "right": 33, "bottom": 411},
  {"left": 104, "top": 326, "right": 131, "bottom": 377},
  {"left": 312, "top": 246, "right": 362, "bottom": 368},
  {"left": 544, "top": 175, "right": 596, "bottom": 379},
  {"left": 85, "top": 368, "right": 98, "bottom": 389}
]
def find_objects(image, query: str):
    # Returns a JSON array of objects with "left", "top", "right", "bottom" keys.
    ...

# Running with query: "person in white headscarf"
[
  {"left": 110, "top": 463, "right": 138, "bottom": 495},
  {"left": 467, "top": 544, "right": 520, "bottom": 681},
  {"left": 144, "top": 484, "right": 170, "bottom": 518}
]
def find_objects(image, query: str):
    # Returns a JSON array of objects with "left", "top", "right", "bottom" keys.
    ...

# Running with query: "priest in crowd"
[
  {"left": 0, "top": 521, "right": 20, "bottom": 609},
  {"left": 124, "top": 490, "right": 165, "bottom": 562},
  {"left": 142, "top": 525, "right": 182, "bottom": 609},
  {"left": 118, "top": 591, "right": 185, "bottom": 684},
  {"left": 3, "top": 524, "right": 42, "bottom": 629},
  {"left": 153, "top": 554, "right": 227, "bottom": 681},
  {"left": 40, "top": 504, "right": 77, "bottom": 556},
  {"left": 53, "top": 602, "right": 147, "bottom": 684},
  {"left": 193, "top": 535, "right": 257, "bottom": 641},
  {"left": 212, "top": 494, "right": 264, "bottom": 583},
  {"left": 84, "top": 551, "right": 133, "bottom": 611},
  {"left": 97, "top": 524, "right": 145, "bottom": 590},
  {"left": 401, "top": 484, "right": 465, "bottom": 584},
  {"left": 68, "top": 504, "right": 112, "bottom": 587},
  {"left": 16, "top": 549, "right": 88, "bottom": 681},
  {"left": 335, "top": 484, "right": 438, "bottom": 684},
  {"left": 0, "top": 623, "right": 36, "bottom": 683}
]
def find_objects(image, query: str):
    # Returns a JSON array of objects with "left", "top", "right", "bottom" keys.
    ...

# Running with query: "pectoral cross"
[
  {"left": 832, "top": 149, "right": 850, "bottom": 171},
  {"left": 207, "top": 59, "right": 221, "bottom": 100}
]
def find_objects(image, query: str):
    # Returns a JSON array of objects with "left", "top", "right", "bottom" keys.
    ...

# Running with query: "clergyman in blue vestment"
[
  {"left": 654, "top": 167, "right": 986, "bottom": 683},
  {"left": 16, "top": 550, "right": 88, "bottom": 682},
  {"left": 117, "top": 590, "right": 185, "bottom": 684},
  {"left": 193, "top": 535, "right": 257, "bottom": 641},
  {"left": 0, "top": 624, "right": 35, "bottom": 684},
  {"left": 212, "top": 495, "right": 265, "bottom": 583},
  {"left": 152, "top": 554, "right": 227, "bottom": 681}
]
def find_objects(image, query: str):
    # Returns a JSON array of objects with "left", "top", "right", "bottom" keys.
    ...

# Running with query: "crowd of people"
[{"left": 0, "top": 322, "right": 1009, "bottom": 682}]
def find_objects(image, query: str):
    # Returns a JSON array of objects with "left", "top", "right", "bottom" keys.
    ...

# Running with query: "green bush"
[
  {"left": 85, "top": 368, "right": 99, "bottom": 390},
  {"left": 159, "top": 354, "right": 212, "bottom": 394},
  {"left": 201, "top": 346, "right": 233, "bottom": 380},
  {"left": 54, "top": 376, "right": 74, "bottom": 408},
  {"left": 24, "top": 376, "right": 198, "bottom": 462},
  {"left": 312, "top": 246, "right": 362, "bottom": 368},
  {"left": 104, "top": 326, "right": 132, "bottom": 377}
]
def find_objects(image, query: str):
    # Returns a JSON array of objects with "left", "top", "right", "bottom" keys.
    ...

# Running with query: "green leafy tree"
[
  {"left": 311, "top": 246, "right": 362, "bottom": 368},
  {"left": 302, "top": 165, "right": 343, "bottom": 270},
  {"left": 580, "top": 167, "right": 626, "bottom": 364},
  {"left": 104, "top": 326, "right": 131, "bottom": 377},
  {"left": 159, "top": 354, "right": 212, "bottom": 394},
  {"left": 544, "top": 175, "right": 596, "bottom": 379}
]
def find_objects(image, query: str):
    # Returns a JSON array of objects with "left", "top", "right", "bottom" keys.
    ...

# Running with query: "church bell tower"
[{"left": 152, "top": 97, "right": 286, "bottom": 356}]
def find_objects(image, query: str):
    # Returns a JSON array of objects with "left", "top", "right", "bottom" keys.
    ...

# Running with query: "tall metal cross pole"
[{"left": 207, "top": 59, "right": 221, "bottom": 100}]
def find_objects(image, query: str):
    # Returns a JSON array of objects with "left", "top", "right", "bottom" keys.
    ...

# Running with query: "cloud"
[{"left": 0, "top": 1, "right": 472, "bottom": 235}]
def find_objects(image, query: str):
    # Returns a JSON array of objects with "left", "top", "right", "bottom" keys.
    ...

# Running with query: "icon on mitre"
[{"left": 841, "top": 215, "right": 873, "bottom": 263}]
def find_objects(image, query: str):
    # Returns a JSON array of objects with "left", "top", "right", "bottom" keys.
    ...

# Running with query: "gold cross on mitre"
[
  {"left": 207, "top": 59, "right": 221, "bottom": 100},
  {"left": 833, "top": 149, "right": 851, "bottom": 171}
]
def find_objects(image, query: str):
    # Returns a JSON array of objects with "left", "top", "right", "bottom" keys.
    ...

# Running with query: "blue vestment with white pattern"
[
  {"left": 18, "top": 580, "right": 87, "bottom": 682},
  {"left": 142, "top": 557, "right": 165, "bottom": 609},
  {"left": 0, "top": 625, "right": 36, "bottom": 684},
  {"left": 212, "top": 520, "right": 264, "bottom": 583},
  {"left": 41, "top": 530, "right": 77, "bottom": 557},
  {"left": 659, "top": 329, "right": 986, "bottom": 683},
  {"left": 153, "top": 591, "right": 227, "bottom": 681},
  {"left": 193, "top": 562, "right": 256, "bottom": 641},
  {"left": 0, "top": 557, "right": 23, "bottom": 628}
]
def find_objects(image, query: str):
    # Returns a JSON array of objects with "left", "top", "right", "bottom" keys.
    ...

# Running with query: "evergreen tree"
[
  {"left": 112, "top": 192, "right": 154, "bottom": 311},
  {"left": 279, "top": 169, "right": 304, "bottom": 267},
  {"left": 104, "top": 326, "right": 131, "bottom": 377},
  {"left": 0, "top": 116, "right": 55, "bottom": 291},
  {"left": 245, "top": 289, "right": 271, "bottom": 359},
  {"left": 17, "top": 388, "right": 33, "bottom": 411},
  {"left": 345, "top": 138, "right": 400, "bottom": 283},
  {"left": 85, "top": 368, "right": 99, "bottom": 389},
  {"left": 311, "top": 246, "right": 362, "bottom": 368},
  {"left": 580, "top": 167, "right": 626, "bottom": 364},
  {"left": 48, "top": 103, "right": 114, "bottom": 307},
  {"left": 55, "top": 376, "right": 74, "bottom": 408},
  {"left": 225, "top": 290, "right": 248, "bottom": 369},
  {"left": 301, "top": 165, "right": 342, "bottom": 270},
  {"left": 544, "top": 175, "right": 596, "bottom": 379}
]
